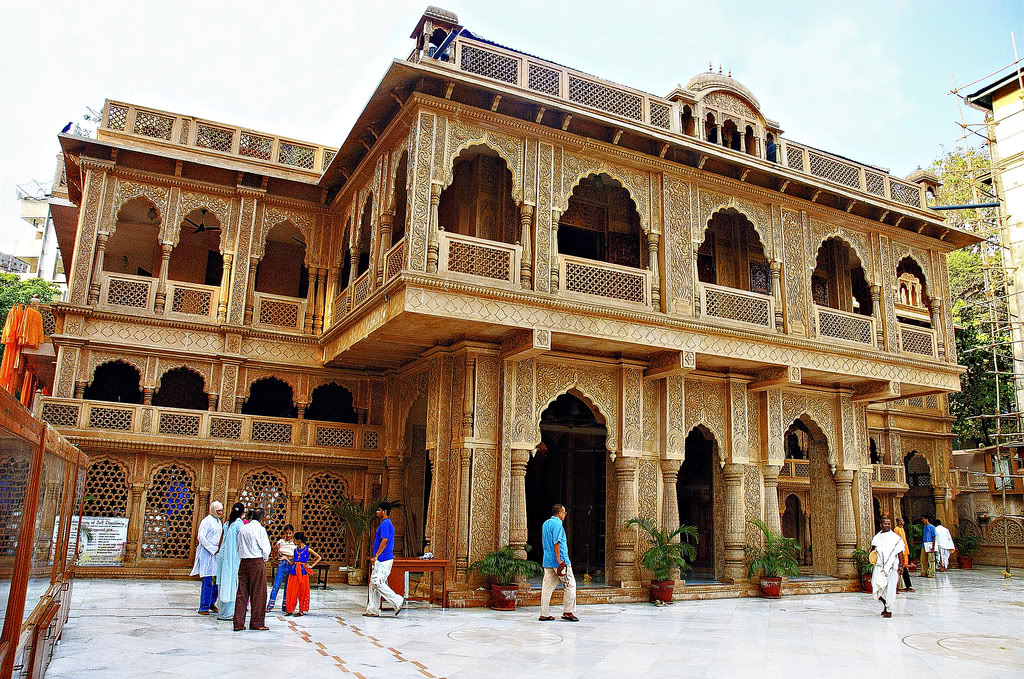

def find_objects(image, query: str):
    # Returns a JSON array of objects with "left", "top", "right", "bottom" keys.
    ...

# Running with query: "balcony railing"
[
  {"left": 814, "top": 305, "right": 875, "bottom": 347},
  {"left": 898, "top": 323, "right": 937, "bottom": 359},
  {"left": 38, "top": 397, "right": 383, "bottom": 451},
  {"left": 99, "top": 273, "right": 156, "bottom": 313},
  {"left": 253, "top": 292, "right": 306, "bottom": 332},
  {"left": 439, "top": 231, "right": 521, "bottom": 287},
  {"left": 384, "top": 236, "right": 406, "bottom": 283},
  {"left": 559, "top": 254, "right": 651, "bottom": 307},
  {"left": 100, "top": 100, "right": 337, "bottom": 176},
  {"left": 167, "top": 280, "right": 219, "bottom": 321},
  {"left": 699, "top": 282, "right": 774, "bottom": 329},
  {"left": 780, "top": 458, "right": 810, "bottom": 480},
  {"left": 432, "top": 35, "right": 926, "bottom": 209},
  {"left": 871, "top": 463, "right": 907, "bottom": 488}
]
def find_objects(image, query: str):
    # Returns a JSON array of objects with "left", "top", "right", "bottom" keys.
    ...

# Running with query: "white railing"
[
  {"left": 871, "top": 464, "right": 907, "bottom": 487},
  {"left": 384, "top": 236, "right": 406, "bottom": 283},
  {"left": 99, "top": 273, "right": 156, "bottom": 312},
  {"left": 167, "top": 281, "right": 219, "bottom": 320},
  {"left": 37, "top": 397, "right": 384, "bottom": 450},
  {"left": 898, "top": 323, "right": 937, "bottom": 359},
  {"left": 814, "top": 305, "right": 875, "bottom": 347},
  {"left": 559, "top": 254, "right": 651, "bottom": 307},
  {"left": 698, "top": 282, "right": 773, "bottom": 329},
  {"left": 439, "top": 231, "right": 521, "bottom": 287},
  {"left": 253, "top": 292, "right": 306, "bottom": 331}
]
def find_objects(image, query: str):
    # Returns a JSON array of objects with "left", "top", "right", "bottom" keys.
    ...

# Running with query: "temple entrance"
[
  {"left": 402, "top": 395, "right": 429, "bottom": 555},
  {"left": 678, "top": 427, "right": 716, "bottom": 580},
  {"left": 782, "top": 493, "right": 811, "bottom": 566},
  {"left": 526, "top": 393, "right": 607, "bottom": 578},
  {"left": 902, "top": 451, "right": 935, "bottom": 521}
]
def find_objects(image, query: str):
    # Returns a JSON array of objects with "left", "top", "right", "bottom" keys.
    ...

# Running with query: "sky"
[{"left": 1, "top": 0, "right": 1022, "bottom": 253}]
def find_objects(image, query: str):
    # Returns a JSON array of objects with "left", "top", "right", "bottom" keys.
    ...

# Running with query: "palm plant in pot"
[
  {"left": 745, "top": 519, "right": 800, "bottom": 598},
  {"left": 470, "top": 545, "right": 541, "bottom": 611},
  {"left": 328, "top": 494, "right": 401, "bottom": 586},
  {"left": 626, "top": 517, "right": 698, "bottom": 604},
  {"left": 851, "top": 547, "right": 874, "bottom": 593},
  {"left": 954, "top": 533, "right": 981, "bottom": 569}
]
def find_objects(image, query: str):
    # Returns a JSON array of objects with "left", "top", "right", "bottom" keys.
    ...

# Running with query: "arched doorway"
[
  {"left": 305, "top": 383, "right": 358, "bottom": 423},
  {"left": 787, "top": 415, "right": 837, "bottom": 575},
  {"left": 678, "top": 427, "right": 717, "bottom": 580},
  {"left": 526, "top": 393, "right": 607, "bottom": 579},
  {"left": 168, "top": 208, "right": 223, "bottom": 287},
  {"left": 256, "top": 221, "right": 308, "bottom": 299},
  {"left": 438, "top": 145, "right": 517, "bottom": 246},
  {"left": 402, "top": 395, "right": 429, "bottom": 555},
  {"left": 83, "top": 361, "right": 142, "bottom": 404},
  {"left": 903, "top": 451, "right": 935, "bottom": 521},
  {"left": 391, "top": 151, "right": 409, "bottom": 244},
  {"left": 105, "top": 197, "right": 161, "bottom": 278},
  {"left": 241, "top": 377, "right": 296, "bottom": 418},
  {"left": 781, "top": 494, "right": 810, "bottom": 566},
  {"left": 152, "top": 366, "right": 208, "bottom": 411},
  {"left": 560, "top": 173, "right": 645, "bottom": 270}
]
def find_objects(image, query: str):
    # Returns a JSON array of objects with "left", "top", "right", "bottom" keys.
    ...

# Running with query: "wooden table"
[{"left": 384, "top": 558, "right": 449, "bottom": 608}]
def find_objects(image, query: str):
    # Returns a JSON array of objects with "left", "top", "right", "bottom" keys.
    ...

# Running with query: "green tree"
[{"left": 0, "top": 274, "right": 61, "bottom": 357}]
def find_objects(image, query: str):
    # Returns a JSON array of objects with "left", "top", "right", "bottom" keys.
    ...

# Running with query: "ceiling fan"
[{"left": 184, "top": 208, "right": 220, "bottom": 234}]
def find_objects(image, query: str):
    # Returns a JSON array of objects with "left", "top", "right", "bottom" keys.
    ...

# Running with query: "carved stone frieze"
[
  {"left": 684, "top": 377, "right": 727, "bottom": 462},
  {"left": 558, "top": 149, "right": 651, "bottom": 234},
  {"left": 444, "top": 118, "right": 524, "bottom": 204},
  {"left": 780, "top": 389, "right": 837, "bottom": 470}
]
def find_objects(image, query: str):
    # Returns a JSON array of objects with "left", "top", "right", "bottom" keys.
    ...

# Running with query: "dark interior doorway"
[
  {"left": 782, "top": 494, "right": 811, "bottom": 566},
  {"left": 526, "top": 393, "right": 607, "bottom": 577},
  {"left": 83, "top": 361, "right": 142, "bottom": 404},
  {"left": 242, "top": 377, "right": 297, "bottom": 418},
  {"left": 678, "top": 427, "right": 715, "bottom": 580},
  {"left": 152, "top": 367, "right": 207, "bottom": 411}
]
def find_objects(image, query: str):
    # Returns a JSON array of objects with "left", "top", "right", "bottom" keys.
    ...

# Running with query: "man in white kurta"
[
  {"left": 934, "top": 519, "right": 955, "bottom": 571},
  {"left": 870, "top": 518, "right": 905, "bottom": 618},
  {"left": 190, "top": 501, "right": 224, "bottom": 614}
]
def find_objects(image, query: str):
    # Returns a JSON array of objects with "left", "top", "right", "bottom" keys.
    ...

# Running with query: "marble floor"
[{"left": 47, "top": 567, "right": 1024, "bottom": 679}]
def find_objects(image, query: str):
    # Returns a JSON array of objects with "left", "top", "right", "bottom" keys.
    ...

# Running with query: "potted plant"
[
  {"left": 745, "top": 519, "right": 800, "bottom": 598},
  {"left": 852, "top": 547, "right": 874, "bottom": 593},
  {"left": 954, "top": 533, "right": 981, "bottom": 569},
  {"left": 470, "top": 545, "right": 541, "bottom": 611},
  {"left": 626, "top": 517, "right": 698, "bottom": 604},
  {"left": 907, "top": 523, "right": 923, "bottom": 570},
  {"left": 328, "top": 494, "right": 401, "bottom": 586}
]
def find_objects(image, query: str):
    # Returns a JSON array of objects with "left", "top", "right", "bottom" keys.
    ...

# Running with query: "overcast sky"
[{"left": 1, "top": 1, "right": 1021, "bottom": 253}]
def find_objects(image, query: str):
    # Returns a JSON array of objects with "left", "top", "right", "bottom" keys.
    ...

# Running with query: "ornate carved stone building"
[{"left": 41, "top": 7, "right": 975, "bottom": 593}]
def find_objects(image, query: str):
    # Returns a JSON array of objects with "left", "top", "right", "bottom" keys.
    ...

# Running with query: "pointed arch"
[
  {"left": 559, "top": 166, "right": 649, "bottom": 234},
  {"left": 698, "top": 205, "right": 769, "bottom": 251},
  {"left": 687, "top": 423, "right": 724, "bottom": 453},
  {"left": 444, "top": 133, "right": 523, "bottom": 205},
  {"left": 810, "top": 230, "right": 874, "bottom": 285}
]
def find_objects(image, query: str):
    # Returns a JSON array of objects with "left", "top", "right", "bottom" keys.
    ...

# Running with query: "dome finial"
[
  {"left": 718, "top": 64, "right": 723, "bottom": 74},
  {"left": 728, "top": 67, "right": 732, "bottom": 77},
  {"left": 708, "top": 61, "right": 713, "bottom": 72}
]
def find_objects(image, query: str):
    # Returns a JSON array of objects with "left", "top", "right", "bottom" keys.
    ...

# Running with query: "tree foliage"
[{"left": 0, "top": 273, "right": 61, "bottom": 340}]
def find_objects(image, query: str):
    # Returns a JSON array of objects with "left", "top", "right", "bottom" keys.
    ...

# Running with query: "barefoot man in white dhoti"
[{"left": 870, "top": 518, "right": 905, "bottom": 618}]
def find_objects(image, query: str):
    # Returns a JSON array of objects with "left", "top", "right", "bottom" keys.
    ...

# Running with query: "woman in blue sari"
[{"left": 216, "top": 503, "right": 246, "bottom": 620}]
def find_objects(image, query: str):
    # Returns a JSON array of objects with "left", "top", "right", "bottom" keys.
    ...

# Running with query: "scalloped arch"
[
  {"left": 811, "top": 231, "right": 875, "bottom": 285},
  {"left": 534, "top": 387, "right": 612, "bottom": 455},
  {"left": 698, "top": 205, "right": 769, "bottom": 253},
  {"left": 444, "top": 139, "right": 522, "bottom": 205},
  {"left": 560, "top": 169, "right": 648, "bottom": 235}
]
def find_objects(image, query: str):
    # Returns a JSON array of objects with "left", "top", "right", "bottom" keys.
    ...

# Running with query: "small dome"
[{"left": 685, "top": 70, "right": 760, "bottom": 112}]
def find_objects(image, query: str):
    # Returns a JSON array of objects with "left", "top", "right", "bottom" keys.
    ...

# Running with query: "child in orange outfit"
[{"left": 284, "top": 532, "right": 321, "bottom": 616}]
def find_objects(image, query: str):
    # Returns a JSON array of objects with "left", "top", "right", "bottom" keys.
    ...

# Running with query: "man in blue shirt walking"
[
  {"left": 364, "top": 501, "right": 405, "bottom": 617},
  {"left": 539, "top": 504, "right": 578, "bottom": 622},
  {"left": 920, "top": 516, "right": 936, "bottom": 578}
]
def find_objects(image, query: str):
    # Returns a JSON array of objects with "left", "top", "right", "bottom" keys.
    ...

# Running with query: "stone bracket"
[
  {"left": 643, "top": 351, "right": 695, "bottom": 380},
  {"left": 851, "top": 380, "right": 901, "bottom": 403},
  {"left": 747, "top": 366, "right": 801, "bottom": 392},
  {"left": 499, "top": 328, "right": 551, "bottom": 361}
]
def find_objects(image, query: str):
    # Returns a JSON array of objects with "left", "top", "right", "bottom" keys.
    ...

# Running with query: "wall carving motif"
[
  {"left": 70, "top": 171, "right": 105, "bottom": 306},
  {"left": 782, "top": 210, "right": 805, "bottom": 329},
  {"left": 474, "top": 356, "right": 500, "bottom": 442},
  {"left": 228, "top": 197, "right": 256, "bottom": 325},
  {"left": 643, "top": 378, "right": 658, "bottom": 453},
  {"left": 535, "top": 143, "right": 553, "bottom": 294},
  {"left": 85, "top": 320, "right": 224, "bottom": 353},
  {"left": 747, "top": 392, "right": 760, "bottom": 462},
  {"left": 684, "top": 377, "right": 727, "bottom": 462},
  {"left": 987, "top": 518, "right": 1024, "bottom": 546},
  {"left": 702, "top": 91, "right": 759, "bottom": 120},
  {"left": 780, "top": 390, "right": 837, "bottom": 470},
  {"left": 558, "top": 150, "right": 651, "bottom": 234},
  {"left": 470, "top": 446, "right": 498, "bottom": 564},
  {"left": 407, "top": 112, "right": 434, "bottom": 272},
  {"left": 743, "top": 465, "right": 763, "bottom": 548},
  {"left": 766, "top": 388, "right": 784, "bottom": 463},
  {"left": 664, "top": 176, "right": 693, "bottom": 315},
  {"left": 666, "top": 375, "right": 686, "bottom": 456},
  {"left": 879, "top": 235, "right": 898, "bottom": 352},
  {"left": 622, "top": 367, "right": 643, "bottom": 453},
  {"left": 535, "top": 359, "right": 619, "bottom": 452},
  {"left": 444, "top": 119, "right": 524, "bottom": 204},
  {"left": 637, "top": 458, "right": 659, "bottom": 557}
]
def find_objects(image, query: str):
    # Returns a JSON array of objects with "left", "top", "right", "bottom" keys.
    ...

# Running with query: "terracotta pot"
[
  {"left": 861, "top": 573, "right": 873, "bottom": 593},
  {"left": 958, "top": 555, "right": 973, "bottom": 569},
  {"left": 347, "top": 567, "right": 366, "bottom": 586},
  {"left": 760, "top": 576, "right": 782, "bottom": 598},
  {"left": 649, "top": 579, "right": 674, "bottom": 604},
  {"left": 490, "top": 584, "right": 518, "bottom": 611}
]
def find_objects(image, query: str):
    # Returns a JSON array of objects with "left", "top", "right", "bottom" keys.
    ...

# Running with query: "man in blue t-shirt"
[
  {"left": 920, "top": 516, "right": 936, "bottom": 578},
  {"left": 364, "top": 501, "right": 405, "bottom": 617},
  {"left": 539, "top": 504, "right": 578, "bottom": 622}
]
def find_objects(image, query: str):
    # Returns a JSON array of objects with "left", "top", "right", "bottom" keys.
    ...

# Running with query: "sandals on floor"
[
  {"left": 561, "top": 613, "right": 580, "bottom": 622},
  {"left": 538, "top": 616, "right": 555, "bottom": 621}
]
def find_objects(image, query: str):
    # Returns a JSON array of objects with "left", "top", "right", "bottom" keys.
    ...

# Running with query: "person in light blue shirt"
[
  {"left": 920, "top": 516, "right": 936, "bottom": 578},
  {"left": 539, "top": 504, "right": 578, "bottom": 622}
]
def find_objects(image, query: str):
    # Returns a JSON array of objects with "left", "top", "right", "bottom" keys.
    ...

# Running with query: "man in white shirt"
[
  {"left": 934, "top": 519, "right": 955, "bottom": 571},
  {"left": 871, "top": 518, "right": 905, "bottom": 618},
  {"left": 233, "top": 508, "right": 272, "bottom": 631},
  {"left": 190, "top": 501, "right": 223, "bottom": 615}
]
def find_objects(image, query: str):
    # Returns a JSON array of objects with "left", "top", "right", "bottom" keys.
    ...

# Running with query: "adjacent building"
[
  {"left": 12, "top": 165, "right": 69, "bottom": 295},
  {"left": 40, "top": 7, "right": 977, "bottom": 595}
]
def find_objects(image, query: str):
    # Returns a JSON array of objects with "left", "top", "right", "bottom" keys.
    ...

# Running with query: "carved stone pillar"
[
  {"left": 296, "top": 402, "right": 306, "bottom": 420},
  {"left": 303, "top": 269, "right": 316, "bottom": 334},
  {"left": 218, "top": 253, "right": 233, "bottom": 323},
  {"left": 348, "top": 247, "right": 360, "bottom": 286},
  {"left": 74, "top": 380, "right": 86, "bottom": 399},
  {"left": 313, "top": 268, "right": 326, "bottom": 334},
  {"left": 288, "top": 492, "right": 302, "bottom": 529},
  {"left": 932, "top": 486, "right": 949, "bottom": 526},
  {"left": 456, "top": 448, "right": 472, "bottom": 580},
  {"left": 325, "top": 266, "right": 339, "bottom": 326},
  {"left": 427, "top": 183, "right": 441, "bottom": 273},
  {"left": 124, "top": 482, "right": 146, "bottom": 567},
  {"left": 770, "top": 260, "right": 783, "bottom": 330},
  {"left": 661, "top": 458, "right": 682, "bottom": 579},
  {"left": 929, "top": 298, "right": 945, "bottom": 359},
  {"left": 870, "top": 284, "right": 883, "bottom": 348},
  {"left": 510, "top": 449, "right": 530, "bottom": 559},
  {"left": 763, "top": 465, "right": 782, "bottom": 536},
  {"left": 235, "top": 396, "right": 245, "bottom": 414},
  {"left": 834, "top": 469, "right": 858, "bottom": 577},
  {"left": 647, "top": 233, "right": 661, "bottom": 309},
  {"left": 462, "top": 355, "right": 475, "bottom": 435},
  {"left": 519, "top": 203, "right": 533, "bottom": 289},
  {"left": 424, "top": 449, "right": 437, "bottom": 552},
  {"left": 385, "top": 451, "right": 405, "bottom": 555},
  {"left": 377, "top": 213, "right": 393, "bottom": 286},
  {"left": 87, "top": 232, "right": 108, "bottom": 305},
  {"left": 207, "top": 394, "right": 218, "bottom": 412},
  {"left": 612, "top": 456, "right": 638, "bottom": 584},
  {"left": 243, "top": 256, "right": 259, "bottom": 325},
  {"left": 550, "top": 210, "right": 560, "bottom": 292},
  {"left": 722, "top": 463, "right": 746, "bottom": 582},
  {"left": 142, "top": 387, "right": 153, "bottom": 405},
  {"left": 153, "top": 243, "right": 173, "bottom": 314}
]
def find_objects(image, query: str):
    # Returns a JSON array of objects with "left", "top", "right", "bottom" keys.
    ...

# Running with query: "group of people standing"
[
  {"left": 870, "top": 514, "right": 956, "bottom": 618},
  {"left": 190, "top": 501, "right": 321, "bottom": 631}
]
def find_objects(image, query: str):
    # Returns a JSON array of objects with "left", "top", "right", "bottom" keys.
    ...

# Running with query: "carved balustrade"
[
  {"left": 870, "top": 463, "right": 908, "bottom": 490},
  {"left": 558, "top": 254, "right": 652, "bottom": 308},
  {"left": 101, "top": 100, "right": 337, "bottom": 175},
  {"left": 166, "top": 281, "right": 220, "bottom": 321},
  {"left": 438, "top": 231, "right": 521, "bottom": 288},
  {"left": 252, "top": 292, "right": 306, "bottom": 332},
  {"left": 384, "top": 236, "right": 406, "bottom": 284},
  {"left": 38, "top": 397, "right": 383, "bottom": 452},
  {"left": 898, "top": 323, "right": 938, "bottom": 359},
  {"left": 778, "top": 458, "right": 810, "bottom": 483},
  {"left": 698, "top": 282, "right": 774, "bottom": 330},
  {"left": 98, "top": 273, "right": 157, "bottom": 313},
  {"left": 814, "top": 305, "right": 876, "bottom": 348}
]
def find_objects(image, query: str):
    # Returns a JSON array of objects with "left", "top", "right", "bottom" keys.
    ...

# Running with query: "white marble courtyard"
[{"left": 47, "top": 567, "right": 1024, "bottom": 679}]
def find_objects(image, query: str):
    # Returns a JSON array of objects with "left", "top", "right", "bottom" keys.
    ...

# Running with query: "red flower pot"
[
  {"left": 760, "top": 576, "right": 782, "bottom": 598},
  {"left": 958, "top": 555, "right": 973, "bottom": 570},
  {"left": 861, "top": 574, "right": 873, "bottom": 593},
  {"left": 649, "top": 579, "right": 675, "bottom": 603},
  {"left": 490, "top": 584, "right": 518, "bottom": 611}
]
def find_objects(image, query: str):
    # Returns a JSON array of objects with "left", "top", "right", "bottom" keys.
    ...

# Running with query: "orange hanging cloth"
[
  {"left": 0, "top": 305, "right": 25, "bottom": 392},
  {"left": 20, "top": 369, "right": 34, "bottom": 406},
  {"left": 19, "top": 306, "right": 44, "bottom": 349}
]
